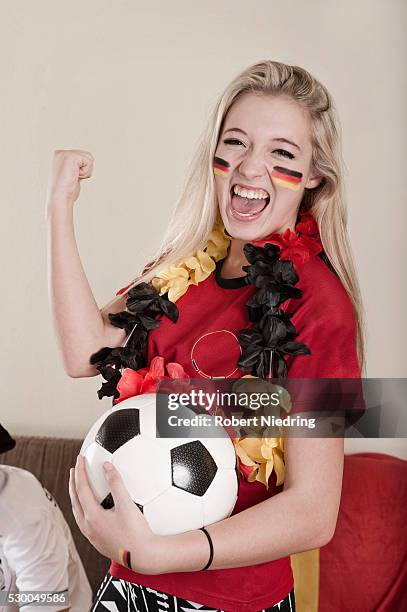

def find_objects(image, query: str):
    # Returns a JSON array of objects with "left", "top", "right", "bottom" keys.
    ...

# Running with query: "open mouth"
[{"left": 228, "top": 185, "right": 270, "bottom": 221}]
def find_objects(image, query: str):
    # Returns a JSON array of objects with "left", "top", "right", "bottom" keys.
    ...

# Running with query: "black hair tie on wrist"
[{"left": 199, "top": 526, "right": 214, "bottom": 570}]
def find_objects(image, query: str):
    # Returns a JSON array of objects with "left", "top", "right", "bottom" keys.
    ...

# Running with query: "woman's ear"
[{"left": 304, "top": 171, "right": 324, "bottom": 190}]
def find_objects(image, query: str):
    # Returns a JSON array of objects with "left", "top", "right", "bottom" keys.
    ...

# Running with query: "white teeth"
[{"left": 233, "top": 184, "right": 269, "bottom": 199}]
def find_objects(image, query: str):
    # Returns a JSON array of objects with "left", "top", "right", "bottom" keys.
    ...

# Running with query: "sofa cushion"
[{"left": 319, "top": 452, "right": 407, "bottom": 611}]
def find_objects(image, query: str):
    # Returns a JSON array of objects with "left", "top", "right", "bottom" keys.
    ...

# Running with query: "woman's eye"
[
  {"left": 222, "top": 140, "right": 295, "bottom": 160},
  {"left": 273, "top": 148, "right": 295, "bottom": 160},
  {"left": 223, "top": 138, "right": 245, "bottom": 146}
]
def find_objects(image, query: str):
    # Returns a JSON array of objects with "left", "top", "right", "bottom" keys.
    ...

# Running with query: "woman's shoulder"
[
  {"left": 292, "top": 252, "right": 355, "bottom": 323},
  {"left": 0, "top": 467, "right": 46, "bottom": 529},
  {"left": 285, "top": 253, "right": 361, "bottom": 378}
]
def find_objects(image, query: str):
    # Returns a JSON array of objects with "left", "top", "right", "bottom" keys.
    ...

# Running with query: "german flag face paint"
[
  {"left": 271, "top": 166, "right": 303, "bottom": 191},
  {"left": 213, "top": 156, "right": 231, "bottom": 177}
]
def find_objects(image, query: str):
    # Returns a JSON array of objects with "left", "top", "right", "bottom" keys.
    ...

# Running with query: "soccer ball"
[{"left": 80, "top": 393, "right": 239, "bottom": 535}]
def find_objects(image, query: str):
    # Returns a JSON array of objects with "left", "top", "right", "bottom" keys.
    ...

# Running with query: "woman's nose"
[{"left": 237, "top": 150, "right": 266, "bottom": 180}]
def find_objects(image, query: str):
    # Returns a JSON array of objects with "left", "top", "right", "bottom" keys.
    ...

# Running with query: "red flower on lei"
[
  {"left": 250, "top": 212, "right": 323, "bottom": 267},
  {"left": 113, "top": 356, "right": 191, "bottom": 406}
]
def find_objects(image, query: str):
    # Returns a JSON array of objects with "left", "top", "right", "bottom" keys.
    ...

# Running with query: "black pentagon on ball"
[
  {"left": 100, "top": 492, "right": 143, "bottom": 513},
  {"left": 95, "top": 409, "right": 140, "bottom": 453},
  {"left": 171, "top": 441, "right": 218, "bottom": 497}
]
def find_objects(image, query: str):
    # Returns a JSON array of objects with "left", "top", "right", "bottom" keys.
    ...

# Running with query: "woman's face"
[{"left": 214, "top": 92, "right": 322, "bottom": 241}]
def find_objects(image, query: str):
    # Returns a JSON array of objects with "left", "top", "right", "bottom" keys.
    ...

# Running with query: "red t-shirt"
[{"left": 109, "top": 251, "right": 361, "bottom": 611}]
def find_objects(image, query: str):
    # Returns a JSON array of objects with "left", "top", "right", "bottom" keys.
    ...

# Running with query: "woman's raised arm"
[{"left": 45, "top": 150, "right": 127, "bottom": 378}]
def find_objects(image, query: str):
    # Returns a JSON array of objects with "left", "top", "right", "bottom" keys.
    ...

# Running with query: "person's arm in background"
[
  {"left": 45, "top": 150, "right": 127, "bottom": 378},
  {"left": 3, "top": 517, "right": 70, "bottom": 612},
  {"left": 1, "top": 476, "right": 72, "bottom": 612},
  {"left": 0, "top": 467, "right": 92, "bottom": 612}
]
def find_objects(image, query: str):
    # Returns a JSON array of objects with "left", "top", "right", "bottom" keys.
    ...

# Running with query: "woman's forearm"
[
  {"left": 144, "top": 488, "right": 330, "bottom": 575},
  {"left": 46, "top": 199, "right": 109, "bottom": 377}
]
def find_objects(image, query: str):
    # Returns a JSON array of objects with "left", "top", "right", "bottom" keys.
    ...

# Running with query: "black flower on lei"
[
  {"left": 237, "top": 242, "right": 310, "bottom": 378},
  {"left": 89, "top": 283, "right": 178, "bottom": 400}
]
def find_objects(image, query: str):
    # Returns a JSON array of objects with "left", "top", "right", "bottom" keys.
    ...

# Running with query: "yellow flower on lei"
[
  {"left": 233, "top": 436, "right": 286, "bottom": 489},
  {"left": 151, "top": 215, "right": 231, "bottom": 302},
  {"left": 231, "top": 375, "right": 292, "bottom": 489}
]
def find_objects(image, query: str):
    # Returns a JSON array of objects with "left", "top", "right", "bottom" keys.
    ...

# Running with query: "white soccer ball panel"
[
  {"left": 111, "top": 393, "right": 157, "bottom": 408},
  {"left": 167, "top": 405, "right": 220, "bottom": 439},
  {"left": 154, "top": 436, "right": 194, "bottom": 452},
  {"left": 138, "top": 399, "right": 159, "bottom": 439},
  {"left": 197, "top": 437, "right": 237, "bottom": 470},
  {"left": 144, "top": 486, "right": 204, "bottom": 535},
  {"left": 111, "top": 393, "right": 156, "bottom": 412},
  {"left": 112, "top": 437, "right": 171, "bottom": 505},
  {"left": 82, "top": 441, "right": 112, "bottom": 502},
  {"left": 203, "top": 468, "right": 239, "bottom": 526}
]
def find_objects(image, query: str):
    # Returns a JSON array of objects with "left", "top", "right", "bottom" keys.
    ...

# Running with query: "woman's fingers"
[
  {"left": 69, "top": 466, "right": 84, "bottom": 524},
  {"left": 74, "top": 454, "right": 100, "bottom": 519},
  {"left": 103, "top": 463, "right": 135, "bottom": 513}
]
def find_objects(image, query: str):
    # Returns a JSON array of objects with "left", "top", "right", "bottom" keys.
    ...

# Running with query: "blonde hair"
[{"left": 105, "top": 60, "right": 365, "bottom": 372}]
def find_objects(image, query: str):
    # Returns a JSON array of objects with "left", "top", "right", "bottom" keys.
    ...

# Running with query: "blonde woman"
[{"left": 47, "top": 60, "right": 364, "bottom": 611}]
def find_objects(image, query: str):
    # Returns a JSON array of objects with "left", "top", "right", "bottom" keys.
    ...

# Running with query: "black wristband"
[{"left": 199, "top": 526, "right": 214, "bottom": 570}]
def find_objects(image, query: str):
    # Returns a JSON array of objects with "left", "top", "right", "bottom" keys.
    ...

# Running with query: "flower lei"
[
  {"left": 150, "top": 214, "right": 231, "bottom": 302},
  {"left": 89, "top": 211, "right": 323, "bottom": 489}
]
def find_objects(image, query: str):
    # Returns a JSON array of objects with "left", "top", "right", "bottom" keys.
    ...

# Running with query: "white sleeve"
[{"left": 3, "top": 510, "right": 70, "bottom": 612}]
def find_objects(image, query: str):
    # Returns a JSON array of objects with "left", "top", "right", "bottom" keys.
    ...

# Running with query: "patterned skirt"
[{"left": 90, "top": 572, "right": 296, "bottom": 612}]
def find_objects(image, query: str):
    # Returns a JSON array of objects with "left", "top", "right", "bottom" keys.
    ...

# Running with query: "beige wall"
[{"left": 1, "top": 1, "right": 406, "bottom": 458}]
